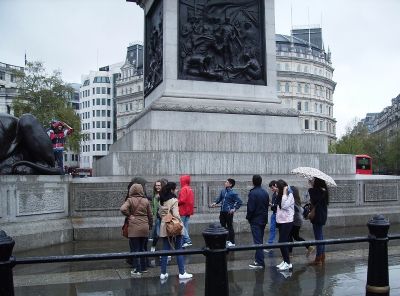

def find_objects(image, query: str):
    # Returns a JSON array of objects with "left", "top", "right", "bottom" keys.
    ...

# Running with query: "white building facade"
[
  {"left": 115, "top": 44, "right": 144, "bottom": 140},
  {"left": 0, "top": 62, "right": 24, "bottom": 114},
  {"left": 276, "top": 28, "right": 337, "bottom": 143},
  {"left": 78, "top": 64, "right": 121, "bottom": 169}
]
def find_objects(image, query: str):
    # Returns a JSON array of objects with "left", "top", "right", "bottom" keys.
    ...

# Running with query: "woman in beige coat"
[
  {"left": 158, "top": 182, "right": 193, "bottom": 281},
  {"left": 120, "top": 183, "right": 153, "bottom": 276}
]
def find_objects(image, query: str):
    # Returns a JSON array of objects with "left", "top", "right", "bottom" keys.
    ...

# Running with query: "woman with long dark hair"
[
  {"left": 158, "top": 182, "right": 193, "bottom": 281},
  {"left": 308, "top": 177, "right": 329, "bottom": 265},
  {"left": 275, "top": 179, "right": 294, "bottom": 271}
]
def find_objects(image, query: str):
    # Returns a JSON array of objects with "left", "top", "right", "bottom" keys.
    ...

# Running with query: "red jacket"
[{"left": 178, "top": 175, "right": 194, "bottom": 216}]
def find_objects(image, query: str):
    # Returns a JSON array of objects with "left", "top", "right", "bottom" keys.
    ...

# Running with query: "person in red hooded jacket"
[{"left": 178, "top": 175, "right": 194, "bottom": 248}]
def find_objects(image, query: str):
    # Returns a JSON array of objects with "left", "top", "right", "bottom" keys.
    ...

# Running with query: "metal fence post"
[
  {"left": 202, "top": 223, "right": 229, "bottom": 296},
  {"left": 0, "top": 230, "right": 16, "bottom": 296},
  {"left": 366, "top": 215, "right": 390, "bottom": 296}
]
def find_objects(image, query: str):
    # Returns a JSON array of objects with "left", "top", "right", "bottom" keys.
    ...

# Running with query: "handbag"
[
  {"left": 302, "top": 203, "right": 315, "bottom": 220},
  {"left": 121, "top": 197, "right": 141, "bottom": 238},
  {"left": 162, "top": 205, "right": 183, "bottom": 237},
  {"left": 122, "top": 217, "right": 129, "bottom": 238}
]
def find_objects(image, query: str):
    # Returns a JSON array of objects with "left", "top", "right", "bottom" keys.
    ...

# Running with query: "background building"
[
  {"left": 115, "top": 43, "right": 144, "bottom": 140},
  {"left": 78, "top": 63, "right": 122, "bottom": 169},
  {"left": 276, "top": 27, "right": 337, "bottom": 143},
  {"left": 370, "top": 94, "right": 400, "bottom": 137},
  {"left": 0, "top": 61, "right": 24, "bottom": 114}
]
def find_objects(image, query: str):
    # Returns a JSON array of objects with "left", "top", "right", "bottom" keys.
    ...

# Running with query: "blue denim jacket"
[{"left": 215, "top": 188, "right": 243, "bottom": 213}]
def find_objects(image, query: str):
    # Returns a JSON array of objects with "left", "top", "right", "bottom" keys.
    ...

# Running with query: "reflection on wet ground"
[
  {"left": 14, "top": 258, "right": 400, "bottom": 296},
  {"left": 13, "top": 224, "right": 400, "bottom": 295}
]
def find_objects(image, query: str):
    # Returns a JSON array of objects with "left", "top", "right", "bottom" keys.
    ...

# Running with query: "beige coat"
[
  {"left": 158, "top": 197, "right": 184, "bottom": 238},
  {"left": 120, "top": 184, "right": 153, "bottom": 238}
]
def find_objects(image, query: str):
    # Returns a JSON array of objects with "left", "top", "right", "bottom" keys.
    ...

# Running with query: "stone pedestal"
[{"left": 95, "top": 0, "right": 352, "bottom": 177}]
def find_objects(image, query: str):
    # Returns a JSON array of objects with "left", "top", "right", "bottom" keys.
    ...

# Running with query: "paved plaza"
[{"left": 11, "top": 224, "right": 400, "bottom": 295}]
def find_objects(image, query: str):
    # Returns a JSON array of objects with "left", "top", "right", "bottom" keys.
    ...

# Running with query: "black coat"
[
  {"left": 309, "top": 187, "right": 328, "bottom": 225},
  {"left": 246, "top": 186, "right": 269, "bottom": 225}
]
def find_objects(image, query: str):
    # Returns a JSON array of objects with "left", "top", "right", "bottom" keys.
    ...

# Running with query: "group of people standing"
[
  {"left": 120, "top": 175, "right": 195, "bottom": 281},
  {"left": 246, "top": 176, "right": 329, "bottom": 272},
  {"left": 120, "top": 174, "right": 329, "bottom": 280}
]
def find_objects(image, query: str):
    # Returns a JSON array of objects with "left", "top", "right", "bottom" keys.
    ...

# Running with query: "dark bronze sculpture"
[
  {"left": 178, "top": 0, "right": 266, "bottom": 85},
  {"left": 0, "top": 113, "right": 61, "bottom": 175},
  {"left": 144, "top": 0, "right": 163, "bottom": 96}
]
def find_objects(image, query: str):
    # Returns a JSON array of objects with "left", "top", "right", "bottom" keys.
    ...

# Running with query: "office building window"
[
  {"left": 107, "top": 121, "right": 111, "bottom": 128},
  {"left": 96, "top": 98, "right": 100, "bottom": 105},
  {"left": 97, "top": 144, "right": 101, "bottom": 151},
  {"left": 102, "top": 121, "right": 106, "bottom": 128},
  {"left": 96, "top": 110, "right": 100, "bottom": 117},
  {"left": 107, "top": 110, "right": 111, "bottom": 117},
  {"left": 107, "top": 99, "right": 111, "bottom": 106},
  {"left": 102, "top": 110, "right": 106, "bottom": 117},
  {"left": 96, "top": 121, "right": 100, "bottom": 128},
  {"left": 304, "top": 119, "right": 309, "bottom": 130},
  {"left": 102, "top": 133, "right": 106, "bottom": 139},
  {"left": 297, "top": 101, "right": 302, "bottom": 111},
  {"left": 96, "top": 87, "right": 100, "bottom": 94},
  {"left": 96, "top": 132, "right": 100, "bottom": 139},
  {"left": 102, "top": 98, "right": 106, "bottom": 105},
  {"left": 305, "top": 102, "right": 309, "bottom": 112},
  {"left": 0, "top": 71, "right": 5, "bottom": 80},
  {"left": 314, "top": 120, "right": 318, "bottom": 130},
  {"left": 102, "top": 144, "right": 106, "bottom": 151}
]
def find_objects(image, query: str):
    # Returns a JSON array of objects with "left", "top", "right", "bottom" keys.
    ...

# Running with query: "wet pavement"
[{"left": 12, "top": 224, "right": 400, "bottom": 295}]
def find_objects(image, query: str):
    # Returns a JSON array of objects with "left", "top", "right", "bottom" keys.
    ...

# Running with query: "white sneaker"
[
  {"left": 276, "top": 261, "right": 285, "bottom": 268},
  {"left": 150, "top": 246, "right": 156, "bottom": 252},
  {"left": 160, "top": 273, "right": 169, "bottom": 280},
  {"left": 179, "top": 272, "right": 193, "bottom": 279},
  {"left": 226, "top": 241, "right": 235, "bottom": 247},
  {"left": 278, "top": 262, "right": 293, "bottom": 271},
  {"left": 182, "top": 242, "right": 192, "bottom": 248}
]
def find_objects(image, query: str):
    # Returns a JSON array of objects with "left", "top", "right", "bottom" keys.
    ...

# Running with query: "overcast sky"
[{"left": 1, "top": 0, "right": 399, "bottom": 138}]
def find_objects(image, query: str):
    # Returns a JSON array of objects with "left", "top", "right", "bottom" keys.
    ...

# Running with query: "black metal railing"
[{"left": 0, "top": 214, "right": 398, "bottom": 296}]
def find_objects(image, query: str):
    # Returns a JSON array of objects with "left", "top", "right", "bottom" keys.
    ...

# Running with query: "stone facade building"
[
  {"left": 276, "top": 28, "right": 337, "bottom": 143},
  {"left": 0, "top": 61, "right": 24, "bottom": 114},
  {"left": 115, "top": 44, "right": 144, "bottom": 140},
  {"left": 370, "top": 94, "right": 400, "bottom": 136}
]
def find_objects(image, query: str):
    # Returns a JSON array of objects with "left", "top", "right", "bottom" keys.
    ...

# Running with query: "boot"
[
  {"left": 309, "top": 255, "right": 322, "bottom": 266},
  {"left": 320, "top": 253, "right": 325, "bottom": 264}
]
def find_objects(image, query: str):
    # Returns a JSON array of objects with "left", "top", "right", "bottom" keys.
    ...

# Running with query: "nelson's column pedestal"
[{"left": 95, "top": 0, "right": 353, "bottom": 178}]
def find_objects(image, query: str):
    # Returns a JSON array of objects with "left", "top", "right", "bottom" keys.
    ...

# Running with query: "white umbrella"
[{"left": 290, "top": 167, "right": 337, "bottom": 187}]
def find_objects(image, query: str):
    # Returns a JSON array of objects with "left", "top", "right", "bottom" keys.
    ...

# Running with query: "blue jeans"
[
  {"left": 151, "top": 217, "right": 161, "bottom": 248},
  {"left": 313, "top": 224, "right": 325, "bottom": 256},
  {"left": 54, "top": 150, "right": 64, "bottom": 173},
  {"left": 181, "top": 216, "right": 192, "bottom": 244},
  {"left": 250, "top": 223, "right": 266, "bottom": 266},
  {"left": 267, "top": 213, "right": 276, "bottom": 244},
  {"left": 129, "top": 237, "right": 146, "bottom": 272},
  {"left": 161, "top": 235, "right": 185, "bottom": 275}
]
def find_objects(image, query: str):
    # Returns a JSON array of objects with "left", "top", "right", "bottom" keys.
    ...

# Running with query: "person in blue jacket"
[
  {"left": 211, "top": 178, "right": 243, "bottom": 247},
  {"left": 246, "top": 175, "right": 269, "bottom": 269}
]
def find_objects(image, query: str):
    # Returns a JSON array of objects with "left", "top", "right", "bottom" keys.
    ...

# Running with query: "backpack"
[{"left": 162, "top": 206, "right": 183, "bottom": 237}]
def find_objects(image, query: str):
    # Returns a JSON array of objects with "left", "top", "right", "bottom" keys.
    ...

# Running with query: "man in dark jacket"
[
  {"left": 211, "top": 178, "right": 243, "bottom": 247},
  {"left": 246, "top": 175, "right": 269, "bottom": 268}
]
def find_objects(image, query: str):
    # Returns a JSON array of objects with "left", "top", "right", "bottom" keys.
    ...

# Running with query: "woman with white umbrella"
[{"left": 308, "top": 177, "right": 329, "bottom": 265}]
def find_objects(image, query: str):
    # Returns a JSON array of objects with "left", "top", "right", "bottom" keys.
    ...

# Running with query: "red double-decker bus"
[{"left": 355, "top": 155, "right": 372, "bottom": 174}]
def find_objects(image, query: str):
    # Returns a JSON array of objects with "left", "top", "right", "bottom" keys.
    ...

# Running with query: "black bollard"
[
  {"left": 0, "top": 230, "right": 16, "bottom": 296},
  {"left": 366, "top": 215, "right": 390, "bottom": 296},
  {"left": 202, "top": 223, "right": 229, "bottom": 296}
]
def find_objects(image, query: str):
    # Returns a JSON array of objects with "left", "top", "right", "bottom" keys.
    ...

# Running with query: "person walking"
[
  {"left": 275, "top": 179, "right": 294, "bottom": 271},
  {"left": 246, "top": 175, "right": 269, "bottom": 269},
  {"left": 159, "top": 182, "right": 193, "bottom": 281},
  {"left": 265, "top": 180, "right": 278, "bottom": 251},
  {"left": 120, "top": 184, "right": 153, "bottom": 276},
  {"left": 178, "top": 175, "right": 194, "bottom": 248},
  {"left": 308, "top": 177, "right": 329, "bottom": 265},
  {"left": 288, "top": 186, "right": 315, "bottom": 256},
  {"left": 211, "top": 178, "right": 243, "bottom": 247}
]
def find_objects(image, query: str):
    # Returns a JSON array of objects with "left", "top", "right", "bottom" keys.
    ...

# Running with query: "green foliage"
[
  {"left": 12, "top": 61, "right": 81, "bottom": 151},
  {"left": 331, "top": 118, "right": 400, "bottom": 174}
]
